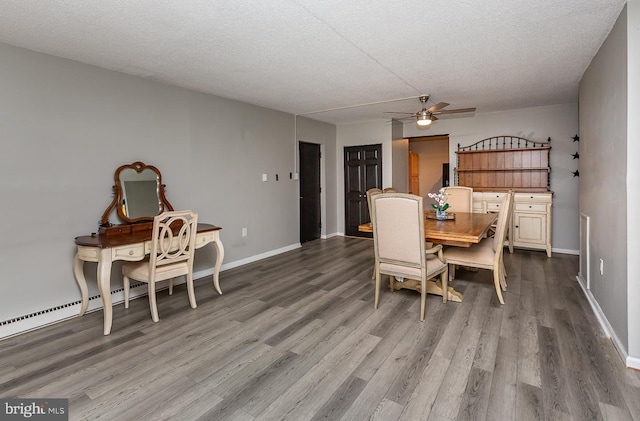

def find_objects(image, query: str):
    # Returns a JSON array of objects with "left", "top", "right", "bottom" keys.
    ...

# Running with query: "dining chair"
[
  {"left": 442, "top": 192, "right": 513, "bottom": 304},
  {"left": 478, "top": 190, "right": 514, "bottom": 289},
  {"left": 123, "top": 210, "right": 199, "bottom": 322},
  {"left": 371, "top": 193, "right": 448, "bottom": 321},
  {"left": 382, "top": 187, "right": 397, "bottom": 193},
  {"left": 443, "top": 186, "right": 473, "bottom": 212}
]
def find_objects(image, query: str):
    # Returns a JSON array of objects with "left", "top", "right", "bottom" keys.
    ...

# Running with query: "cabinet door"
[{"left": 513, "top": 212, "right": 546, "bottom": 245}]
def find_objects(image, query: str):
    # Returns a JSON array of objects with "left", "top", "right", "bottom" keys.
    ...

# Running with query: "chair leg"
[
  {"left": 441, "top": 268, "right": 448, "bottom": 303},
  {"left": 493, "top": 270, "right": 505, "bottom": 304},
  {"left": 500, "top": 258, "right": 508, "bottom": 290},
  {"left": 169, "top": 279, "right": 174, "bottom": 295},
  {"left": 374, "top": 270, "right": 381, "bottom": 310},
  {"left": 148, "top": 281, "right": 160, "bottom": 322},
  {"left": 123, "top": 275, "right": 130, "bottom": 308},
  {"left": 420, "top": 278, "right": 426, "bottom": 321},
  {"left": 186, "top": 274, "right": 197, "bottom": 309}
]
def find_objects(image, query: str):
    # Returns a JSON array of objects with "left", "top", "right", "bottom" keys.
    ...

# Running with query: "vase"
[{"left": 436, "top": 209, "right": 447, "bottom": 220}]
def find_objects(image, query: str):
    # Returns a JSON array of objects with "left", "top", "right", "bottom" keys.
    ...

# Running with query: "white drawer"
[
  {"left": 77, "top": 246, "right": 99, "bottom": 262},
  {"left": 515, "top": 203, "right": 548, "bottom": 212},
  {"left": 113, "top": 244, "right": 146, "bottom": 260},
  {"left": 483, "top": 192, "right": 507, "bottom": 201},
  {"left": 486, "top": 201, "right": 503, "bottom": 211},
  {"left": 472, "top": 201, "right": 484, "bottom": 212},
  {"left": 196, "top": 231, "right": 215, "bottom": 248},
  {"left": 515, "top": 193, "right": 552, "bottom": 203}
]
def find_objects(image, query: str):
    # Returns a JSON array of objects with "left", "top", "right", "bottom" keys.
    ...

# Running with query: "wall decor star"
[
  {"left": 572, "top": 170, "right": 580, "bottom": 177},
  {"left": 572, "top": 152, "right": 580, "bottom": 159},
  {"left": 572, "top": 134, "right": 580, "bottom": 142}
]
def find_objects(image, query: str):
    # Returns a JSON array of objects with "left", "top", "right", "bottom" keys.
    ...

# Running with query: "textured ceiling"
[{"left": 0, "top": 0, "right": 626, "bottom": 124}]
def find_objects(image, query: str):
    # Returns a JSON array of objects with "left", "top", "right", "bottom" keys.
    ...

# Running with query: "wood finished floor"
[{"left": 1, "top": 236, "right": 639, "bottom": 420}]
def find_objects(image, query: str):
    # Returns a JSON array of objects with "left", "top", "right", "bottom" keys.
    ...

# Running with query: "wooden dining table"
[{"left": 358, "top": 211, "right": 497, "bottom": 302}]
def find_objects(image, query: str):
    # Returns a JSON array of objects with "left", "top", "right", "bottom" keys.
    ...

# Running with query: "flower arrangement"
[{"left": 427, "top": 188, "right": 449, "bottom": 214}]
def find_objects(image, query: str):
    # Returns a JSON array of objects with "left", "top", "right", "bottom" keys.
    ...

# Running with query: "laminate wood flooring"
[{"left": 1, "top": 237, "right": 639, "bottom": 420}]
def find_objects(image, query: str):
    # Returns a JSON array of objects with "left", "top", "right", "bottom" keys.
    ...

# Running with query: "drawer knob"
[
  {"left": 529, "top": 205, "right": 532, "bottom": 208},
  {"left": 129, "top": 250, "right": 133, "bottom": 256}
]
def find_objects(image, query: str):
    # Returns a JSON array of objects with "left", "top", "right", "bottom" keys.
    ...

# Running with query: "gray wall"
[
  {"left": 579, "top": 3, "right": 640, "bottom": 365},
  {"left": 579, "top": 5, "right": 628, "bottom": 351},
  {"left": 627, "top": 0, "right": 640, "bottom": 365},
  {"left": 0, "top": 43, "right": 302, "bottom": 322}
]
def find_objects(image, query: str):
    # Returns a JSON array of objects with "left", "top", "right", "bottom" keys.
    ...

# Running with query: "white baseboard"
[
  {"left": 321, "top": 232, "right": 340, "bottom": 239},
  {"left": 0, "top": 242, "right": 301, "bottom": 341},
  {"left": 575, "top": 275, "right": 637, "bottom": 369},
  {"left": 552, "top": 247, "right": 579, "bottom": 255}
]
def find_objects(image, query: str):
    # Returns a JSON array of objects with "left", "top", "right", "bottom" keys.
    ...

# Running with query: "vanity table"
[{"left": 73, "top": 162, "right": 224, "bottom": 335}]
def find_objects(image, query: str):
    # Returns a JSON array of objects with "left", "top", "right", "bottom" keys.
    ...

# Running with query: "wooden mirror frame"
[{"left": 100, "top": 162, "right": 174, "bottom": 228}]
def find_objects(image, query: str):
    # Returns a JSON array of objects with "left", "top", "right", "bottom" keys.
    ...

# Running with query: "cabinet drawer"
[
  {"left": 472, "top": 201, "right": 484, "bottom": 212},
  {"left": 483, "top": 192, "right": 506, "bottom": 200},
  {"left": 113, "top": 244, "right": 146, "bottom": 260},
  {"left": 515, "top": 193, "right": 552, "bottom": 203},
  {"left": 514, "top": 203, "right": 547, "bottom": 212},
  {"left": 486, "top": 201, "right": 503, "bottom": 211}
]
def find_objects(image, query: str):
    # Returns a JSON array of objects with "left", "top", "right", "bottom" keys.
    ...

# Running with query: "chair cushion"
[
  {"left": 443, "top": 244, "right": 495, "bottom": 268},
  {"left": 379, "top": 253, "right": 446, "bottom": 280},
  {"left": 123, "top": 260, "right": 189, "bottom": 282}
]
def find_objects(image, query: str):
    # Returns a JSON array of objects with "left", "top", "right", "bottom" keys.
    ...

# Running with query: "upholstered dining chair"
[
  {"left": 443, "top": 186, "right": 473, "bottom": 212},
  {"left": 123, "top": 210, "right": 199, "bottom": 322},
  {"left": 371, "top": 193, "right": 448, "bottom": 321},
  {"left": 443, "top": 192, "right": 513, "bottom": 304},
  {"left": 382, "top": 187, "right": 397, "bottom": 193}
]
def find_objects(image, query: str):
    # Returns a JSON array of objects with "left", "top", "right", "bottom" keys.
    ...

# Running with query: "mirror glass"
[{"left": 119, "top": 167, "right": 161, "bottom": 220}]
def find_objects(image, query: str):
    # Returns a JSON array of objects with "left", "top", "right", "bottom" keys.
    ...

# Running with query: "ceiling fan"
[{"left": 385, "top": 95, "right": 476, "bottom": 126}]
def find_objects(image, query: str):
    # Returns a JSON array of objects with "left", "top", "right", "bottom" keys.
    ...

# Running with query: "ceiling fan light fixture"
[{"left": 416, "top": 112, "right": 432, "bottom": 126}]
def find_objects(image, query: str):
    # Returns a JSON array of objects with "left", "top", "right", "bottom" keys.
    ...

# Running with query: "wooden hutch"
[{"left": 455, "top": 136, "right": 552, "bottom": 257}]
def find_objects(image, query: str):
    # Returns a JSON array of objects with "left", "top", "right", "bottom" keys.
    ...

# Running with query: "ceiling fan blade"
[
  {"left": 383, "top": 111, "right": 416, "bottom": 115},
  {"left": 427, "top": 102, "right": 449, "bottom": 113},
  {"left": 432, "top": 107, "right": 477, "bottom": 115}
]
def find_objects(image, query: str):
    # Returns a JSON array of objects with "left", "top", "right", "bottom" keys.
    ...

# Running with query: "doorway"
[
  {"left": 408, "top": 135, "right": 450, "bottom": 198},
  {"left": 343, "top": 144, "right": 382, "bottom": 237},
  {"left": 299, "top": 141, "right": 321, "bottom": 243}
]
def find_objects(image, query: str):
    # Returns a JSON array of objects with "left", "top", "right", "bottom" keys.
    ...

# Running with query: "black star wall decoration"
[
  {"left": 573, "top": 170, "right": 580, "bottom": 177},
  {"left": 572, "top": 134, "right": 580, "bottom": 142},
  {"left": 572, "top": 135, "right": 579, "bottom": 176},
  {"left": 572, "top": 152, "right": 580, "bottom": 159}
]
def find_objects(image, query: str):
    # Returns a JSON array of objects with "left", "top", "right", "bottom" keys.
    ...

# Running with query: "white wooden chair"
[
  {"left": 366, "top": 188, "right": 383, "bottom": 279},
  {"left": 443, "top": 192, "right": 513, "bottom": 304},
  {"left": 443, "top": 186, "right": 473, "bottom": 212},
  {"left": 371, "top": 193, "right": 448, "bottom": 321},
  {"left": 123, "top": 210, "right": 199, "bottom": 322}
]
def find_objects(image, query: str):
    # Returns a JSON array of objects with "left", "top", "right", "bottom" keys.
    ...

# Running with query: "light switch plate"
[{"left": 262, "top": 173, "right": 268, "bottom": 182}]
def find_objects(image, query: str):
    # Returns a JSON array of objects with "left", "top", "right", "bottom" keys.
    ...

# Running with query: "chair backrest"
[
  {"left": 149, "top": 210, "right": 198, "bottom": 277},
  {"left": 371, "top": 193, "right": 425, "bottom": 270},
  {"left": 366, "top": 188, "right": 383, "bottom": 222},
  {"left": 382, "top": 187, "right": 397, "bottom": 193},
  {"left": 491, "top": 192, "right": 513, "bottom": 258},
  {"left": 443, "top": 186, "right": 473, "bottom": 212}
]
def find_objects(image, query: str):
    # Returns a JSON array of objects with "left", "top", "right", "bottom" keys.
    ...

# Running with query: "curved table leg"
[
  {"left": 73, "top": 253, "right": 89, "bottom": 316},
  {"left": 98, "top": 249, "right": 114, "bottom": 336},
  {"left": 212, "top": 237, "right": 224, "bottom": 295}
]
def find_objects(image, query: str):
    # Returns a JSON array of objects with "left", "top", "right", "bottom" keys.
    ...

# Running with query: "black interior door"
[
  {"left": 299, "top": 142, "right": 321, "bottom": 243},
  {"left": 344, "top": 144, "right": 382, "bottom": 237}
]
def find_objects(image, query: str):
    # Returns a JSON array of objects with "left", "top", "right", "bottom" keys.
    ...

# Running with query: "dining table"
[{"left": 358, "top": 211, "right": 497, "bottom": 302}]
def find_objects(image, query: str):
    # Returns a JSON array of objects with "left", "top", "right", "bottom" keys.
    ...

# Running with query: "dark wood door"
[
  {"left": 344, "top": 144, "right": 382, "bottom": 237},
  {"left": 299, "top": 141, "right": 321, "bottom": 243}
]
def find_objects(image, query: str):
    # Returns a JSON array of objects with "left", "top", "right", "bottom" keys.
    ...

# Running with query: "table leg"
[
  {"left": 97, "top": 249, "right": 114, "bottom": 336},
  {"left": 73, "top": 253, "right": 89, "bottom": 316},
  {"left": 390, "top": 278, "right": 463, "bottom": 303},
  {"left": 212, "top": 236, "right": 224, "bottom": 295}
]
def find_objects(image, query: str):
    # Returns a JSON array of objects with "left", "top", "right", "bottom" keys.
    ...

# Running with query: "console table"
[{"left": 74, "top": 223, "right": 224, "bottom": 335}]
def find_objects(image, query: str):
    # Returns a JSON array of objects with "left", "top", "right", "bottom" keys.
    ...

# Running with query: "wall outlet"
[
  {"left": 262, "top": 173, "right": 268, "bottom": 182},
  {"left": 242, "top": 227, "right": 248, "bottom": 237},
  {"left": 599, "top": 258, "right": 604, "bottom": 275}
]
